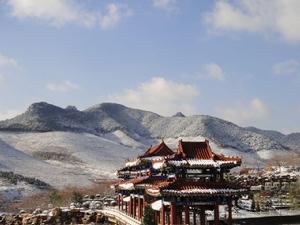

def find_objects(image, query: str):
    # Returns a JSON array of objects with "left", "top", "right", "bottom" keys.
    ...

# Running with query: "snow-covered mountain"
[
  {"left": 0, "top": 102, "right": 298, "bottom": 152},
  {"left": 0, "top": 102, "right": 298, "bottom": 190}
]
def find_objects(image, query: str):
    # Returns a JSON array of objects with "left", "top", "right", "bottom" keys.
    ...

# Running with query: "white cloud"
[
  {"left": 0, "top": 53, "right": 18, "bottom": 68},
  {"left": 111, "top": 77, "right": 200, "bottom": 116},
  {"left": 6, "top": 0, "right": 131, "bottom": 29},
  {"left": 215, "top": 98, "right": 269, "bottom": 125},
  {"left": 46, "top": 80, "right": 79, "bottom": 92},
  {"left": 152, "top": 0, "right": 176, "bottom": 11},
  {"left": 0, "top": 110, "right": 20, "bottom": 121},
  {"left": 201, "top": 63, "right": 225, "bottom": 81},
  {"left": 204, "top": 0, "right": 300, "bottom": 43},
  {"left": 99, "top": 4, "right": 132, "bottom": 29},
  {"left": 272, "top": 59, "right": 300, "bottom": 76}
]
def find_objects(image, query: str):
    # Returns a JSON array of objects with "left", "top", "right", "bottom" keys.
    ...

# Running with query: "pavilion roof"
[
  {"left": 173, "top": 140, "right": 241, "bottom": 165},
  {"left": 139, "top": 141, "right": 174, "bottom": 158},
  {"left": 115, "top": 176, "right": 169, "bottom": 190},
  {"left": 146, "top": 178, "right": 248, "bottom": 197}
]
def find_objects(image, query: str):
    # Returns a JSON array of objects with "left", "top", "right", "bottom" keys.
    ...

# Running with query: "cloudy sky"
[{"left": 0, "top": 0, "right": 300, "bottom": 133}]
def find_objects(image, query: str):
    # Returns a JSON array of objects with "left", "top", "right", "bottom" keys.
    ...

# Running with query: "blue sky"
[{"left": 0, "top": 0, "right": 300, "bottom": 133}]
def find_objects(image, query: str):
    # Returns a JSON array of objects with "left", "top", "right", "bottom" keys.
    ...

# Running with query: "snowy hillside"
[
  {"left": 0, "top": 102, "right": 298, "bottom": 153},
  {"left": 0, "top": 131, "right": 142, "bottom": 188}
]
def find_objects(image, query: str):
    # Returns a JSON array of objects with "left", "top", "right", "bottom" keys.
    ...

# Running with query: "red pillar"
[
  {"left": 129, "top": 196, "right": 133, "bottom": 216},
  {"left": 160, "top": 204, "right": 165, "bottom": 225},
  {"left": 214, "top": 204, "right": 220, "bottom": 225},
  {"left": 184, "top": 206, "right": 190, "bottom": 225},
  {"left": 125, "top": 202, "right": 128, "bottom": 214},
  {"left": 193, "top": 210, "right": 196, "bottom": 225},
  {"left": 118, "top": 194, "right": 121, "bottom": 210},
  {"left": 200, "top": 208, "right": 205, "bottom": 225},
  {"left": 121, "top": 195, "right": 124, "bottom": 211},
  {"left": 141, "top": 197, "right": 144, "bottom": 218},
  {"left": 178, "top": 208, "right": 182, "bottom": 225},
  {"left": 138, "top": 195, "right": 141, "bottom": 220},
  {"left": 170, "top": 204, "right": 176, "bottom": 225},
  {"left": 133, "top": 196, "right": 136, "bottom": 218},
  {"left": 228, "top": 200, "right": 233, "bottom": 225}
]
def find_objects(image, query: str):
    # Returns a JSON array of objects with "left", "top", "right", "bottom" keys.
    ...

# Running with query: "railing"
[{"left": 100, "top": 207, "right": 141, "bottom": 225}]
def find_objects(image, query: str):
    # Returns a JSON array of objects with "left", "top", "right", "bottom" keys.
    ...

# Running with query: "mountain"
[
  {"left": 0, "top": 102, "right": 296, "bottom": 153},
  {"left": 0, "top": 102, "right": 299, "bottom": 195}
]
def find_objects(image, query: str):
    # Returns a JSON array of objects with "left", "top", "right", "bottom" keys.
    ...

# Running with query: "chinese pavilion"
[{"left": 113, "top": 140, "right": 248, "bottom": 225}]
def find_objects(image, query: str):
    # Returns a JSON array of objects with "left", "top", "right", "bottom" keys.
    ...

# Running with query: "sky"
[{"left": 0, "top": 0, "right": 300, "bottom": 133}]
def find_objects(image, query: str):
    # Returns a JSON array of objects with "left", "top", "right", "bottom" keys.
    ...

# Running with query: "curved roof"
[
  {"left": 146, "top": 178, "right": 248, "bottom": 197},
  {"left": 140, "top": 141, "right": 174, "bottom": 158}
]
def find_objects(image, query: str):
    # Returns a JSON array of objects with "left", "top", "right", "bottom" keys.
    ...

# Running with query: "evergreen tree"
[
  {"left": 142, "top": 205, "right": 155, "bottom": 225},
  {"left": 71, "top": 191, "right": 83, "bottom": 204}
]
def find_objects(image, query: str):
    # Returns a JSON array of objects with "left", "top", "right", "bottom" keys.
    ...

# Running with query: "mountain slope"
[{"left": 0, "top": 102, "right": 297, "bottom": 153}]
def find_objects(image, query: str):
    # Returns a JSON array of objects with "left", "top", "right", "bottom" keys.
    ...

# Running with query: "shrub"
[{"left": 142, "top": 205, "right": 155, "bottom": 225}]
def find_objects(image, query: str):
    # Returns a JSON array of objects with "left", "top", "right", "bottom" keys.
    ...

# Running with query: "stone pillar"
[
  {"left": 200, "top": 208, "right": 205, "bottom": 225},
  {"left": 133, "top": 196, "right": 136, "bottom": 218},
  {"left": 160, "top": 204, "right": 165, "bottom": 225},
  {"left": 228, "top": 200, "right": 233, "bottom": 225},
  {"left": 214, "top": 204, "right": 220, "bottom": 225},
  {"left": 170, "top": 204, "right": 176, "bottom": 225},
  {"left": 184, "top": 206, "right": 190, "bottom": 225}
]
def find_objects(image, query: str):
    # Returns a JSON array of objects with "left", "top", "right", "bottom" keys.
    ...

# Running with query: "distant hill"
[{"left": 0, "top": 102, "right": 297, "bottom": 153}]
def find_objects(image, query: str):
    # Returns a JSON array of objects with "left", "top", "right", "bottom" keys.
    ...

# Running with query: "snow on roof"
[
  {"left": 162, "top": 188, "right": 248, "bottom": 195},
  {"left": 151, "top": 200, "right": 171, "bottom": 211},
  {"left": 167, "top": 159, "right": 239, "bottom": 168}
]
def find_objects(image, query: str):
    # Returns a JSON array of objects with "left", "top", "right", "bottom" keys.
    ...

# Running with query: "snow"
[
  {"left": 151, "top": 200, "right": 171, "bottom": 211},
  {"left": 163, "top": 188, "right": 248, "bottom": 195},
  {"left": 0, "top": 131, "right": 143, "bottom": 188}
]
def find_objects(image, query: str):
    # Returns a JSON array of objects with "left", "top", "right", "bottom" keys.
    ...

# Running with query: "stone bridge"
[{"left": 100, "top": 207, "right": 141, "bottom": 225}]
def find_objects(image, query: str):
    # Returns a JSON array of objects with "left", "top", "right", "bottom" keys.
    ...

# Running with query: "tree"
[
  {"left": 288, "top": 180, "right": 300, "bottom": 209},
  {"left": 49, "top": 191, "right": 62, "bottom": 204},
  {"left": 71, "top": 191, "right": 83, "bottom": 204},
  {"left": 142, "top": 205, "right": 155, "bottom": 225}
]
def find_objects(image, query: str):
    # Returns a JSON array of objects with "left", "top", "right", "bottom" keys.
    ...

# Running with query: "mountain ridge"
[{"left": 0, "top": 102, "right": 298, "bottom": 153}]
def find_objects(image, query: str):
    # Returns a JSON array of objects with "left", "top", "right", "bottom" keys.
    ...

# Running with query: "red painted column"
[
  {"left": 141, "top": 197, "right": 144, "bottom": 218},
  {"left": 228, "top": 200, "right": 233, "bottom": 225},
  {"left": 193, "top": 210, "right": 196, "bottom": 225},
  {"left": 184, "top": 206, "right": 190, "bottom": 225},
  {"left": 160, "top": 204, "right": 165, "bottom": 225},
  {"left": 214, "top": 205, "right": 220, "bottom": 225},
  {"left": 178, "top": 208, "right": 182, "bottom": 225},
  {"left": 170, "top": 204, "right": 176, "bottom": 225},
  {"left": 118, "top": 194, "right": 121, "bottom": 210},
  {"left": 125, "top": 202, "right": 128, "bottom": 214},
  {"left": 138, "top": 195, "right": 141, "bottom": 220},
  {"left": 133, "top": 196, "right": 136, "bottom": 218},
  {"left": 200, "top": 208, "right": 205, "bottom": 225},
  {"left": 129, "top": 195, "right": 133, "bottom": 216},
  {"left": 121, "top": 195, "right": 124, "bottom": 211}
]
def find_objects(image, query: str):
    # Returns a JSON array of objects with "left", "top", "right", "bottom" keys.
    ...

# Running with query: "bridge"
[{"left": 100, "top": 207, "right": 141, "bottom": 225}]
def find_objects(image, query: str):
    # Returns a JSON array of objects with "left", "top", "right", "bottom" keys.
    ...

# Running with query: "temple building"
[{"left": 113, "top": 140, "right": 248, "bottom": 225}]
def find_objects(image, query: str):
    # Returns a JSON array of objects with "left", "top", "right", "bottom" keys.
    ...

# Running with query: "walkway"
[{"left": 100, "top": 207, "right": 141, "bottom": 225}]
